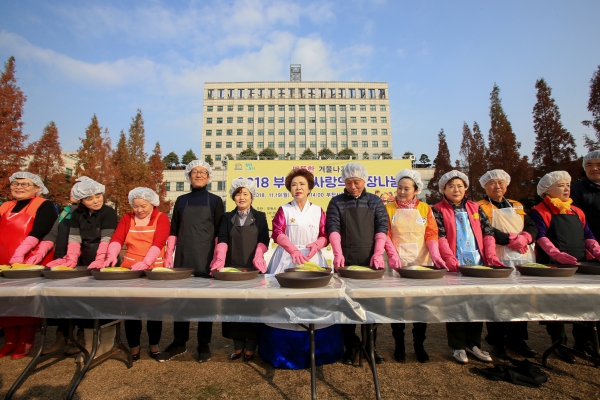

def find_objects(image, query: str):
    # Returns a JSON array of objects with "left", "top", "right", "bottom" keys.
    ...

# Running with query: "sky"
[{"left": 1, "top": 0, "right": 599, "bottom": 163}]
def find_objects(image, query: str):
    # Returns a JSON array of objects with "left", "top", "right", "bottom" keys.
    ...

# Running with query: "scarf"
[
  {"left": 395, "top": 196, "right": 418, "bottom": 209},
  {"left": 547, "top": 196, "right": 573, "bottom": 214},
  {"left": 237, "top": 208, "right": 251, "bottom": 221}
]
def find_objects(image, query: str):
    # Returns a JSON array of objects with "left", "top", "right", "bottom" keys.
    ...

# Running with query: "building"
[{"left": 201, "top": 80, "right": 392, "bottom": 170}]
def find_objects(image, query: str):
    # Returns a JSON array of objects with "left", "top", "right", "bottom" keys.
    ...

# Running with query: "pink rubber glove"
[
  {"left": 164, "top": 235, "right": 177, "bottom": 268},
  {"left": 369, "top": 232, "right": 387, "bottom": 269},
  {"left": 329, "top": 232, "right": 345, "bottom": 271},
  {"left": 384, "top": 237, "right": 401, "bottom": 270},
  {"left": 585, "top": 239, "right": 600, "bottom": 261},
  {"left": 483, "top": 235, "right": 506, "bottom": 267},
  {"left": 507, "top": 232, "right": 532, "bottom": 251},
  {"left": 306, "top": 237, "right": 328, "bottom": 260},
  {"left": 25, "top": 240, "right": 55, "bottom": 265},
  {"left": 131, "top": 246, "right": 162, "bottom": 271},
  {"left": 438, "top": 237, "right": 459, "bottom": 272},
  {"left": 587, "top": 249, "right": 595, "bottom": 260},
  {"left": 426, "top": 240, "right": 448, "bottom": 270},
  {"left": 9, "top": 236, "right": 40, "bottom": 264},
  {"left": 276, "top": 234, "right": 309, "bottom": 265},
  {"left": 537, "top": 237, "right": 578, "bottom": 265},
  {"left": 103, "top": 242, "right": 122, "bottom": 268},
  {"left": 210, "top": 242, "right": 228, "bottom": 271},
  {"left": 87, "top": 241, "right": 109, "bottom": 269},
  {"left": 46, "top": 242, "right": 80, "bottom": 268},
  {"left": 253, "top": 243, "right": 268, "bottom": 273}
]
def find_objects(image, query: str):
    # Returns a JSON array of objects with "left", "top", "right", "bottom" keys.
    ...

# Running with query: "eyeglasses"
[
  {"left": 190, "top": 171, "right": 209, "bottom": 177},
  {"left": 11, "top": 182, "right": 33, "bottom": 188}
]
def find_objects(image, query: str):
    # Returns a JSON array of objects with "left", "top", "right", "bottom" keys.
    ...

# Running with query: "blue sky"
[{"left": 1, "top": 0, "right": 599, "bottom": 163}]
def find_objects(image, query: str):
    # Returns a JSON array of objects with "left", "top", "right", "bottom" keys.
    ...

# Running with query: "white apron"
[
  {"left": 492, "top": 207, "right": 536, "bottom": 267},
  {"left": 390, "top": 208, "right": 432, "bottom": 266}
]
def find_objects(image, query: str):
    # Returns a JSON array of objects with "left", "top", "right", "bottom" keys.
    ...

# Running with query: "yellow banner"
[{"left": 227, "top": 159, "right": 412, "bottom": 229}]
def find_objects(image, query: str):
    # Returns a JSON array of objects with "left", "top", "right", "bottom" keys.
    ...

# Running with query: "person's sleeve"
[
  {"left": 326, "top": 199, "right": 341, "bottom": 234},
  {"left": 170, "top": 197, "right": 180, "bottom": 236},
  {"left": 432, "top": 207, "right": 446, "bottom": 238},
  {"left": 257, "top": 212, "right": 270, "bottom": 247},
  {"left": 522, "top": 215, "right": 538, "bottom": 243},
  {"left": 271, "top": 207, "right": 286, "bottom": 239},
  {"left": 28, "top": 201, "right": 58, "bottom": 240},
  {"left": 152, "top": 213, "right": 171, "bottom": 248},
  {"left": 42, "top": 218, "right": 61, "bottom": 243},
  {"left": 584, "top": 221, "right": 596, "bottom": 240},
  {"left": 373, "top": 197, "right": 389, "bottom": 235},
  {"left": 109, "top": 215, "right": 130, "bottom": 246},
  {"left": 99, "top": 207, "right": 118, "bottom": 242},
  {"left": 478, "top": 206, "right": 495, "bottom": 237},
  {"left": 529, "top": 209, "right": 548, "bottom": 239},
  {"left": 214, "top": 197, "right": 224, "bottom": 237},
  {"left": 318, "top": 208, "right": 327, "bottom": 239},
  {"left": 217, "top": 212, "right": 230, "bottom": 244},
  {"left": 68, "top": 210, "right": 82, "bottom": 243},
  {"left": 424, "top": 207, "right": 439, "bottom": 242}
]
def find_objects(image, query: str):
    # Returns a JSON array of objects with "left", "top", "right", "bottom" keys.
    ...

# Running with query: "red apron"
[
  {"left": 0, "top": 197, "right": 55, "bottom": 265},
  {"left": 120, "top": 213, "right": 166, "bottom": 269}
]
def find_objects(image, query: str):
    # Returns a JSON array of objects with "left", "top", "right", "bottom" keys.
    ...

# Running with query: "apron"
[
  {"left": 455, "top": 211, "right": 482, "bottom": 266},
  {"left": 390, "top": 208, "right": 432, "bottom": 266},
  {"left": 341, "top": 199, "right": 375, "bottom": 266},
  {"left": 120, "top": 213, "right": 166, "bottom": 269},
  {"left": 54, "top": 207, "right": 74, "bottom": 260},
  {"left": 536, "top": 202, "right": 586, "bottom": 264},
  {"left": 267, "top": 201, "right": 328, "bottom": 274},
  {"left": 174, "top": 192, "right": 215, "bottom": 277},
  {"left": 78, "top": 213, "right": 101, "bottom": 267},
  {"left": 491, "top": 207, "right": 535, "bottom": 267},
  {"left": 225, "top": 212, "right": 259, "bottom": 270},
  {"left": 0, "top": 198, "right": 54, "bottom": 265}
]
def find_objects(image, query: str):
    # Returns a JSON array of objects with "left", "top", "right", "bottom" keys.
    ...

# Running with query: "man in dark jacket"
[{"left": 572, "top": 150, "right": 600, "bottom": 240}]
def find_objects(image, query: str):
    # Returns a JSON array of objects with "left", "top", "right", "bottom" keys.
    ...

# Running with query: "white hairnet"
[
  {"left": 128, "top": 187, "right": 160, "bottom": 207},
  {"left": 438, "top": 170, "right": 469, "bottom": 193},
  {"left": 229, "top": 178, "right": 258, "bottom": 199},
  {"left": 185, "top": 160, "right": 213, "bottom": 184},
  {"left": 71, "top": 176, "right": 105, "bottom": 200},
  {"left": 341, "top": 162, "right": 368, "bottom": 182},
  {"left": 9, "top": 171, "right": 48, "bottom": 195},
  {"left": 479, "top": 169, "right": 511, "bottom": 188},
  {"left": 395, "top": 169, "right": 423, "bottom": 194},
  {"left": 537, "top": 171, "right": 571, "bottom": 197},
  {"left": 583, "top": 150, "right": 600, "bottom": 167}
]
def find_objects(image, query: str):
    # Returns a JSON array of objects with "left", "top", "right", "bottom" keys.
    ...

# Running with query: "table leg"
[
  {"left": 5, "top": 318, "right": 48, "bottom": 399},
  {"left": 365, "top": 324, "right": 381, "bottom": 400},
  {"left": 67, "top": 319, "right": 100, "bottom": 400},
  {"left": 309, "top": 323, "right": 316, "bottom": 400},
  {"left": 542, "top": 322, "right": 600, "bottom": 368},
  {"left": 589, "top": 321, "right": 600, "bottom": 365}
]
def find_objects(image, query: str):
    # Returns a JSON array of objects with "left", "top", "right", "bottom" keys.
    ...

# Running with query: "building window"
[
  {"left": 330, "top": 129, "right": 337, "bottom": 135},
  {"left": 278, "top": 129, "right": 285, "bottom": 135},
  {"left": 361, "top": 117, "right": 367, "bottom": 123},
  {"left": 289, "top": 129, "right": 295, "bottom": 135},
  {"left": 206, "top": 118, "right": 213, "bottom": 124},
  {"left": 380, "top": 105, "right": 386, "bottom": 111},
  {"left": 299, "top": 105, "right": 305, "bottom": 111},
  {"left": 350, "top": 105, "right": 356, "bottom": 111},
  {"left": 382, "top": 129, "right": 388, "bottom": 135},
  {"left": 309, "top": 105, "right": 316, "bottom": 111},
  {"left": 217, "top": 106, "right": 223, "bottom": 111},
  {"left": 226, "top": 142, "right": 232, "bottom": 148},
  {"left": 268, "top": 129, "right": 275, "bottom": 135},
  {"left": 258, "top": 129, "right": 264, "bottom": 136},
  {"left": 278, "top": 142, "right": 285, "bottom": 148},
  {"left": 320, "top": 141, "right": 326, "bottom": 148},
  {"left": 372, "top": 129, "right": 377, "bottom": 135},
  {"left": 176, "top": 182, "right": 184, "bottom": 191},
  {"left": 310, "top": 141, "right": 316, "bottom": 147},
  {"left": 351, "top": 129, "right": 357, "bottom": 135},
  {"left": 238, "top": 105, "right": 243, "bottom": 111},
  {"left": 370, "top": 105, "right": 376, "bottom": 111},
  {"left": 258, "top": 117, "right": 264, "bottom": 123},
  {"left": 383, "top": 141, "right": 389, "bottom": 147},
  {"left": 258, "top": 142, "right": 264, "bottom": 148},
  {"left": 361, "top": 129, "right": 367, "bottom": 135},
  {"left": 218, "top": 181, "right": 225, "bottom": 191},
  {"left": 278, "top": 105, "right": 285, "bottom": 111},
  {"left": 352, "top": 141, "right": 358, "bottom": 147},
  {"left": 248, "top": 117, "right": 254, "bottom": 123},
  {"left": 349, "top": 89, "right": 356, "bottom": 98},
  {"left": 319, "top": 117, "right": 326, "bottom": 123},
  {"left": 237, "top": 129, "right": 243, "bottom": 135},
  {"left": 237, "top": 117, "right": 243, "bottom": 123},
  {"left": 289, "top": 142, "right": 295, "bottom": 148},
  {"left": 350, "top": 117, "right": 357, "bottom": 123},
  {"left": 216, "top": 142, "right": 222, "bottom": 148},
  {"left": 227, "top": 105, "right": 233, "bottom": 111},
  {"left": 320, "top": 129, "right": 326, "bottom": 135},
  {"left": 340, "top": 117, "right": 346, "bottom": 123},
  {"left": 248, "top": 105, "right": 254, "bottom": 111},
  {"left": 329, "top": 105, "right": 336, "bottom": 111},
  {"left": 289, "top": 105, "right": 295, "bottom": 111},
  {"left": 236, "top": 142, "right": 243, "bottom": 148},
  {"left": 370, "top": 117, "right": 377, "bottom": 123},
  {"left": 331, "top": 141, "right": 337, "bottom": 147},
  {"left": 310, "top": 129, "right": 316, "bottom": 135},
  {"left": 206, "top": 130, "right": 212, "bottom": 136},
  {"left": 227, "top": 117, "right": 233, "bottom": 123},
  {"left": 319, "top": 105, "right": 326, "bottom": 111},
  {"left": 278, "top": 117, "right": 285, "bottom": 123},
  {"left": 289, "top": 117, "right": 295, "bottom": 123},
  {"left": 341, "top": 129, "right": 347, "bottom": 135},
  {"left": 372, "top": 141, "right": 378, "bottom": 148},
  {"left": 268, "top": 117, "right": 274, "bottom": 123},
  {"left": 165, "top": 182, "right": 171, "bottom": 191},
  {"left": 258, "top": 105, "right": 264, "bottom": 111},
  {"left": 309, "top": 117, "right": 316, "bottom": 123},
  {"left": 299, "top": 117, "right": 305, "bottom": 123},
  {"left": 362, "top": 141, "right": 368, "bottom": 147},
  {"left": 215, "top": 155, "right": 221, "bottom": 161},
  {"left": 381, "top": 117, "right": 387, "bottom": 123},
  {"left": 268, "top": 105, "right": 274, "bottom": 111},
  {"left": 247, "top": 130, "right": 254, "bottom": 135},
  {"left": 339, "top": 105, "right": 345, "bottom": 111},
  {"left": 330, "top": 117, "right": 336, "bottom": 123},
  {"left": 207, "top": 106, "right": 213, "bottom": 112},
  {"left": 341, "top": 141, "right": 347, "bottom": 147},
  {"left": 299, "top": 129, "right": 306, "bottom": 135},
  {"left": 360, "top": 105, "right": 366, "bottom": 111},
  {"left": 268, "top": 142, "right": 274, "bottom": 147},
  {"left": 359, "top": 89, "right": 366, "bottom": 99},
  {"left": 218, "top": 89, "right": 224, "bottom": 99},
  {"left": 205, "top": 142, "right": 211, "bottom": 148}
]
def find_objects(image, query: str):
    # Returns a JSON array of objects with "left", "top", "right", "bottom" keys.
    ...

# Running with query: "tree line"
[
  {"left": 0, "top": 56, "right": 170, "bottom": 216},
  {"left": 426, "top": 68, "right": 600, "bottom": 208}
]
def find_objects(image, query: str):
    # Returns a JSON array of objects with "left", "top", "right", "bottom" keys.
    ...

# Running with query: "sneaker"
[
  {"left": 156, "top": 344, "right": 187, "bottom": 362},
  {"left": 466, "top": 346, "right": 493, "bottom": 363},
  {"left": 197, "top": 344, "right": 211, "bottom": 363},
  {"left": 453, "top": 349, "right": 468, "bottom": 364}
]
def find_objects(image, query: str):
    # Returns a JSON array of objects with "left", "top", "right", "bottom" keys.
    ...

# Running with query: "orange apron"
[{"left": 120, "top": 213, "right": 166, "bottom": 269}]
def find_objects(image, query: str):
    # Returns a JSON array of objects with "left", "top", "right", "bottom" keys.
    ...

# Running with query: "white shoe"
[
  {"left": 453, "top": 349, "right": 468, "bottom": 364},
  {"left": 466, "top": 346, "right": 493, "bottom": 363}
]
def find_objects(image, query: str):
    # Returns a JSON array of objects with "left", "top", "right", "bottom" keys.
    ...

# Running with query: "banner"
[{"left": 227, "top": 159, "right": 412, "bottom": 229}]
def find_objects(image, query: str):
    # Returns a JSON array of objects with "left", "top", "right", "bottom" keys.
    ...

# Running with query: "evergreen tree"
[
  {"left": 532, "top": 78, "right": 579, "bottom": 180},
  {"left": 426, "top": 129, "right": 452, "bottom": 204},
  {"left": 258, "top": 148, "right": 278, "bottom": 160},
  {"left": 418, "top": 154, "right": 431, "bottom": 167},
  {"left": 402, "top": 151, "right": 414, "bottom": 159},
  {"left": 0, "top": 56, "right": 28, "bottom": 200},
  {"left": 204, "top": 154, "right": 214, "bottom": 166},
  {"left": 458, "top": 122, "right": 475, "bottom": 198},
  {"left": 336, "top": 148, "right": 356, "bottom": 159},
  {"left": 163, "top": 151, "right": 179, "bottom": 169},
  {"left": 181, "top": 149, "right": 197, "bottom": 165},
  {"left": 148, "top": 141, "right": 171, "bottom": 213},
  {"left": 127, "top": 109, "right": 150, "bottom": 187},
  {"left": 318, "top": 148, "right": 335, "bottom": 158},
  {"left": 75, "top": 115, "right": 113, "bottom": 199},
  {"left": 379, "top": 152, "right": 392, "bottom": 159},
  {"left": 111, "top": 131, "right": 130, "bottom": 216},
  {"left": 300, "top": 148, "right": 316, "bottom": 160},
  {"left": 469, "top": 122, "right": 489, "bottom": 200},
  {"left": 29, "top": 121, "right": 70, "bottom": 205},
  {"left": 362, "top": 152, "right": 369, "bottom": 160},
  {"left": 582, "top": 65, "right": 600, "bottom": 151},
  {"left": 238, "top": 146, "right": 258, "bottom": 160}
]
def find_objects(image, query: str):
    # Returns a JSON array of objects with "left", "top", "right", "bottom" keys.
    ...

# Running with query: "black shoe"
[
  {"left": 149, "top": 351, "right": 160, "bottom": 360},
  {"left": 373, "top": 350, "right": 384, "bottom": 364},
  {"left": 492, "top": 345, "right": 506, "bottom": 359},
  {"left": 156, "top": 343, "right": 187, "bottom": 362},
  {"left": 554, "top": 348, "right": 576, "bottom": 364},
  {"left": 394, "top": 345, "right": 406, "bottom": 362},
  {"left": 506, "top": 341, "right": 536, "bottom": 358},
  {"left": 197, "top": 344, "right": 211, "bottom": 363},
  {"left": 573, "top": 341, "right": 596, "bottom": 357},
  {"left": 342, "top": 346, "right": 359, "bottom": 365},
  {"left": 131, "top": 352, "right": 140, "bottom": 362},
  {"left": 414, "top": 346, "right": 429, "bottom": 363}
]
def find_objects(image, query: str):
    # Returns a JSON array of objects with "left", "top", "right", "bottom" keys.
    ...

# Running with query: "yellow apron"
[
  {"left": 390, "top": 208, "right": 432, "bottom": 266},
  {"left": 491, "top": 207, "right": 535, "bottom": 267}
]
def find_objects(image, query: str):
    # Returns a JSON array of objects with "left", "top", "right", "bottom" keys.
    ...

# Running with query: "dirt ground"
[{"left": 0, "top": 322, "right": 598, "bottom": 399}]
